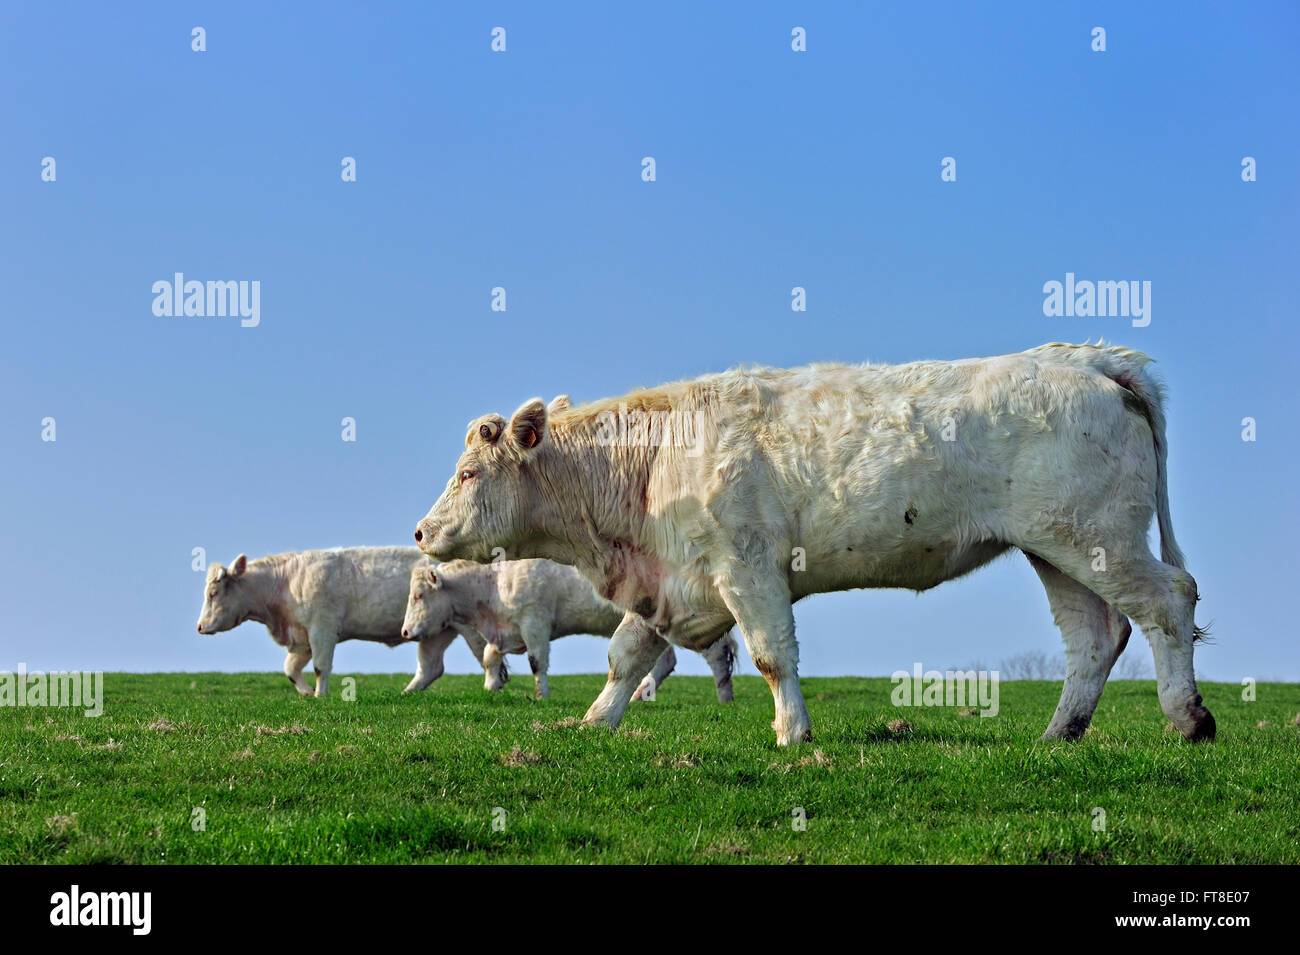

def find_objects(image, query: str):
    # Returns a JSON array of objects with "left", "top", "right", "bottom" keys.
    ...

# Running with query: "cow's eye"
[
  {"left": 208, "top": 590, "right": 216, "bottom": 599},
  {"left": 460, "top": 469, "right": 476, "bottom": 483},
  {"left": 415, "top": 593, "right": 423, "bottom": 601}
]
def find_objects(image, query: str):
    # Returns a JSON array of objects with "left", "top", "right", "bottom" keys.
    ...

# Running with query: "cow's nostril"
[
  {"left": 402, "top": 629, "right": 409, "bottom": 639},
  {"left": 414, "top": 528, "right": 423, "bottom": 543},
  {"left": 196, "top": 624, "right": 203, "bottom": 633}
]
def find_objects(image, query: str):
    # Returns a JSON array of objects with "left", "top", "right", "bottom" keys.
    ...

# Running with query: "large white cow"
[
  {"left": 414, "top": 343, "right": 1215, "bottom": 746},
  {"left": 196, "top": 546, "right": 487, "bottom": 696},
  {"left": 401, "top": 557, "right": 737, "bottom": 700}
]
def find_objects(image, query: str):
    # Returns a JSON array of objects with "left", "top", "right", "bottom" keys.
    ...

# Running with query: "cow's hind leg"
[
  {"left": 1024, "top": 541, "right": 1213, "bottom": 742},
  {"left": 582, "top": 613, "right": 667, "bottom": 731},
  {"left": 700, "top": 631, "right": 738, "bottom": 703},
  {"left": 1027, "top": 554, "right": 1131, "bottom": 739}
]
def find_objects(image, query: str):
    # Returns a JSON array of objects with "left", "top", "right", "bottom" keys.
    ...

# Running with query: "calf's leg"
[
  {"left": 482, "top": 643, "right": 508, "bottom": 691},
  {"left": 1027, "top": 554, "right": 1131, "bottom": 739},
  {"left": 519, "top": 619, "right": 553, "bottom": 699},
  {"left": 404, "top": 628, "right": 458, "bottom": 693},
  {"left": 283, "top": 648, "right": 313, "bottom": 696},
  {"left": 631, "top": 646, "right": 677, "bottom": 701},
  {"left": 307, "top": 626, "right": 338, "bottom": 698}
]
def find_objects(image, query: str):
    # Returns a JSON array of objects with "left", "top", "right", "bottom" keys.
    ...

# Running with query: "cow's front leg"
[
  {"left": 307, "top": 626, "right": 338, "bottom": 698},
  {"left": 404, "top": 628, "right": 458, "bottom": 693},
  {"left": 582, "top": 613, "right": 667, "bottom": 731},
  {"left": 718, "top": 572, "right": 809, "bottom": 745},
  {"left": 283, "top": 648, "right": 313, "bottom": 696}
]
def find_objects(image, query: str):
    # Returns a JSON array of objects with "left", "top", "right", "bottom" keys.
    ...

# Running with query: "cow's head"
[
  {"left": 401, "top": 561, "right": 454, "bottom": 640},
  {"left": 415, "top": 397, "right": 562, "bottom": 562},
  {"left": 196, "top": 554, "right": 251, "bottom": 634}
]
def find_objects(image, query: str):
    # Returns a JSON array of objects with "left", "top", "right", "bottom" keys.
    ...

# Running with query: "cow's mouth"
[{"left": 418, "top": 524, "right": 461, "bottom": 559}]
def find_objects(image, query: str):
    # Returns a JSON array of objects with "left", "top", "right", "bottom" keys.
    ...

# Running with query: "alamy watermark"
[
  {"left": 152, "top": 273, "right": 260, "bottom": 327},
  {"left": 1042, "top": 272, "right": 1150, "bottom": 327},
  {"left": 594, "top": 403, "right": 710, "bottom": 457},
  {"left": 890, "top": 663, "right": 999, "bottom": 717},
  {"left": 0, "top": 664, "right": 103, "bottom": 717},
  {"left": 50, "top": 885, "right": 150, "bottom": 935}
]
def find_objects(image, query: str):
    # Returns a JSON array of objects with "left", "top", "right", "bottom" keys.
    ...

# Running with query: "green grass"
[{"left": 1, "top": 673, "right": 1296, "bottom": 864}]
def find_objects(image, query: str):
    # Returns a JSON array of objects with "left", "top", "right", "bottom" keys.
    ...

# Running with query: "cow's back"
[{"left": 676, "top": 349, "right": 1137, "bottom": 595}]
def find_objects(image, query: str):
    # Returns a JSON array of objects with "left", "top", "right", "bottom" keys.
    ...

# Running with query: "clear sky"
[{"left": 2, "top": 2, "right": 1297, "bottom": 684}]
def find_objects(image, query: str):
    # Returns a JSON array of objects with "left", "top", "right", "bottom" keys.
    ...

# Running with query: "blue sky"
[{"left": 2, "top": 2, "right": 1297, "bottom": 684}]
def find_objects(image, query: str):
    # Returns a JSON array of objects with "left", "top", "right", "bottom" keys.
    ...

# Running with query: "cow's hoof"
[
  {"left": 775, "top": 726, "right": 813, "bottom": 747},
  {"left": 1183, "top": 708, "right": 1216, "bottom": 742},
  {"left": 1040, "top": 716, "right": 1091, "bottom": 741}
]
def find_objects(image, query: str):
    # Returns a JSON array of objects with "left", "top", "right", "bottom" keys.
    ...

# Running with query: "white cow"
[
  {"left": 414, "top": 342, "right": 1215, "bottom": 746},
  {"left": 401, "top": 557, "right": 737, "bottom": 701},
  {"left": 195, "top": 546, "right": 487, "bottom": 696}
]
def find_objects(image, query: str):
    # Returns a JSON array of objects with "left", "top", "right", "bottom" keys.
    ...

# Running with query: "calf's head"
[
  {"left": 415, "top": 397, "right": 554, "bottom": 562},
  {"left": 196, "top": 554, "right": 252, "bottom": 634},
  {"left": 402, "top": 562, "right": 455, "bottom": 640}
]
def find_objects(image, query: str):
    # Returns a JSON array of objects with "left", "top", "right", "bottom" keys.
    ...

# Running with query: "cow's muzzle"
[{"left": 414, "top": 518, "right": 442, "bottom": 554}]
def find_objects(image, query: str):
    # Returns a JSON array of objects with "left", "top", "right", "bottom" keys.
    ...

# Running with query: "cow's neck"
[
  {"left": 242, "top": 557, "right": 293, "bottom": 640},
  {"left": 533, "top": 433, "right": 666, "bottom": 612}
]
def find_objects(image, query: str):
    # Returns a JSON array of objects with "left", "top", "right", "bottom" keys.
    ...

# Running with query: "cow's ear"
[
  {"left": 509, "top": 398, "right": 548, "bottom": 452},
  {"left": 230, "top": 554, "right": 248, "bottom": 577},
  {"left": 426, "top": 564, "right": 440, "bottom": 588},
  {"left": 547, "top": 394, "right": 571, "bottom": 414}
]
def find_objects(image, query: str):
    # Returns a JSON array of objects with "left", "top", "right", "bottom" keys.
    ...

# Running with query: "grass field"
[{"left": 1, "top": 673, "right": 1296, "bottom": 864}]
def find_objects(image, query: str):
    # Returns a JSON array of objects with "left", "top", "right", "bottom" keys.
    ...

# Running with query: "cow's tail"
[
  {"left": 1034, "top": 341, "right": 1186, "bottom": 571},
  {"left": 1034, "top": 342, "right": 1206, "bottom": 641}
]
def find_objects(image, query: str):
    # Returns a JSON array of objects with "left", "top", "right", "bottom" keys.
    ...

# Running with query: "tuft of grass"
[{"left": 0, "top": 673, "right": 1295, "bottom": 864}]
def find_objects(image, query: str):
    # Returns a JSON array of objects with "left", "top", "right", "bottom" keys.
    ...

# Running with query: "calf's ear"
[
  {"left": 547, "top": 394, "right": 571, "bottom": 414},
  {"left": 230, "top": 554, "right": 248, "bottom": 577},
  {"left": 509, "top": 398, "right": 548, "bottom": 451},
  {"left": 426, "top": 565, "right": 440, "bottom": 588}
]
